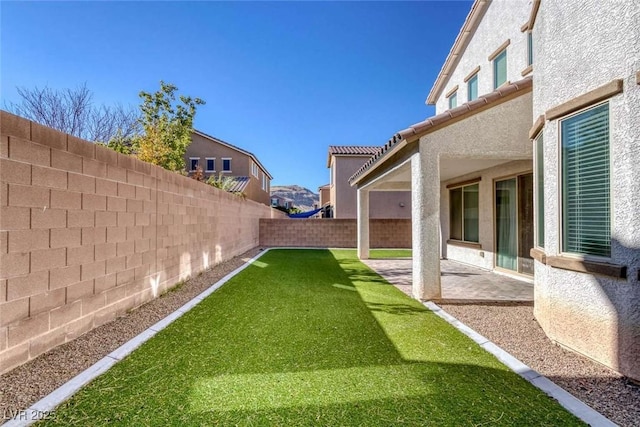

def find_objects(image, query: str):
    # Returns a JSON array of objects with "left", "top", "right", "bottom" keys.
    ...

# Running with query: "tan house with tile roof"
[
  {"left": 350, "top": 0, "right": 640, "bottom": 381},
  {"left": 328, "top": 146, "right": 410, "bottom": 219},
  {"left": 185, "top": 130, "right": 272, "bottom": 205}
]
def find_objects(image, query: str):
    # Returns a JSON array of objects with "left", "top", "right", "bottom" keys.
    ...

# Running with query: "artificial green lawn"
[
  {"left": 41, "top": 249, "right": 582, "bottom": 426},
  {"left": 369, "top": 249, "right": 412, "bottom": 259}
]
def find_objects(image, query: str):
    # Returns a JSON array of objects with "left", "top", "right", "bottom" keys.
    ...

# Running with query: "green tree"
[{"left": 135, "top": 81, "right": 205, "bottom": 171}]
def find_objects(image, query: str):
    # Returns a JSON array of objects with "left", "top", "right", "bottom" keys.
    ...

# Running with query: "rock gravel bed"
[
  {"left": 440, "top": 302, "right": 640, "bottom": 427},
  {"left": 0, "top": 247, "right": 263, "bottom": 421}
]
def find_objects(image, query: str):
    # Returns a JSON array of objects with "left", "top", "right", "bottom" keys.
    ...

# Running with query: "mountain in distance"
[{"left": 271, "top": 185, "right": 319, "bottom": 211}]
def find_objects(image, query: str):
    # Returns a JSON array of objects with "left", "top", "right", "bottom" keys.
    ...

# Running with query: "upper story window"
[
  {"left": 189, "top": 157, "right": 199, "bottom": 172},
  {"left": 467, "top": 74, "right": 478, "bottom": 101},
  {"left": 448, "top": 92, "right": 457, "bottom": 109},
  {"left": 534, "top": 133, "right": 544, "bottom": 248},
  {"left": 262, "top": 174, "right": 268, "bottom": 191},
  {"left": 493, "top": 49, "right": 507, "bottom": 89},
  {"left": 561, "top": 102, "right": 610, "bottom": 258},
  {"left": 222, "top": 158, "right": 232, "bottom": 172},
  {"left": 251, "top": 162, "right": 258, "bottom": 177},
  {"left": 527, "top": 32, "right": 533, "bottom": 66},
  {"left": 205, "top": 158, "right": 215, "bottom": 172},
  {"left": 449, "top": 182, "right": 479, "bottom": 243}
]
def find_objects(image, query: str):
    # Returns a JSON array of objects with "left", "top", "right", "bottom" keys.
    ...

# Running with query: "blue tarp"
[{"left": 288, "top": 208, "right": 323, "bottom": 218}]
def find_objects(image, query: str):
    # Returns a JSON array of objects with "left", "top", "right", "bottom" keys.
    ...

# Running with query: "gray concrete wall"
[
  {"left": 533, "top": 0, "right": 640, "bottom": 380},
  {"left": 435, "top": 0, "right": 531, "bottom": 113}
]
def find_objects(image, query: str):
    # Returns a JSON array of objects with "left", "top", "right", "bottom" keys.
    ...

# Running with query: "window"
[
  {"left": 467, "top": 74, "right": 478, "bottom": 101},
  {"left": 561, "top": 103, "right": 610, "bottom": 257},
  {"left": 251, "top": 162, "right": 258, "bottom": 177},
  {"left": 534, "top": 133, "right": 544, "bottom": 248},
  {"left": 262, "top": 174, "right": 268, "bottom": 191},
  {"left": 448, "top": 92, "right": 457, "bottom": 109},
  {"left": 493, "top": 50, "right": 507, "bottom": 89},
  {"left": 205, "top": 158, "right": 215, "bottom": 172},
  {"left": 449, "top": 183, "right": 479, "bottom": 243},
  {"left": 222, "top": 158, "right": 231, "bottom": 172},
  {"left": 189, "top": 157, "right": 200, "bottom": 172},
  {"left": 527, "top": 32, "right": 533, "bottom": 66}
]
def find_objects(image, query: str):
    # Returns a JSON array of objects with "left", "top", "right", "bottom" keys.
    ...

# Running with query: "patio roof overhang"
[{"left": 350, "top": 76, "right": 533, "bottom": 190}]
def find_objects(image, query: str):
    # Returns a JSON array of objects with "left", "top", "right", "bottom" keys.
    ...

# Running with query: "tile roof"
[
  {"left": 350, "top": 76, "right": 533, "bottom": 185},
  {"left": 225, "top": 176, "right": 250, "bottom": 193},
  {"left": 328, "top": 146, "right": 381, "bottom": 156}
]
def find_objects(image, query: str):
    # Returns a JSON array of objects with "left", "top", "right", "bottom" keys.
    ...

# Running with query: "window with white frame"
[
  {"left": 189, "top": 157, "right": 200, "bottom": 172},
  {"left": 534, "top": 133, "right": 544, "bottom": 248},
  {"left": 205, "top": 157, "right": 215, "bottom": 172},
  {"left": 467, "top": 74, "right": 478, "bottom": 101},
  {"left": 561, "top": 102, "right": 610, "bottom": 257},
  {"left": 493, "top": 49, "right": 507, "bottom": 89},
  {"left": 262, "top": 174, "right": 268, "bottom": 191},
  {"left": 448, "top": 91, "right": 457, "bottom": 109},
  {"left": 449, "top": 182, "right": 479, "bottom": 243},
  {"left": 251, "top": 162, "right": 258, "bottom": 177},
  {"left": 222, "top": 158, "right": 232, "bottom": 172}
]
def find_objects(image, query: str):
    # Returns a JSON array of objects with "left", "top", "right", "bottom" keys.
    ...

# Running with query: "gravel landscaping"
[
  {"left": 0, "top": 247, "right": 263, "bottom": 421},
  {"left": 440, "top": 302, "right": 640, "bottom": 427}
]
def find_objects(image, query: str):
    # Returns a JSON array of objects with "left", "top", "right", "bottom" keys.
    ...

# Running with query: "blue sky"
[{"left": 1, "top": 1, "right": 471, "bottom": 191}]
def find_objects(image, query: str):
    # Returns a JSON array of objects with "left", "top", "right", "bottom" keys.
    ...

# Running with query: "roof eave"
[{"left": 425, "top": 0, "right": 491, "bottom": 105}]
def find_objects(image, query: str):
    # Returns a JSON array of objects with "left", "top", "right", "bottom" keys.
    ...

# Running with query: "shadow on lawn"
[{"left": 41, "top": 249, "right": 583, "bottom": 427}]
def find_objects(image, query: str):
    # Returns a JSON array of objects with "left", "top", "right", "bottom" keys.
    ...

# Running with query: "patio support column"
[
  {"left": 411, "top": 149, "right": 441, "bottom": 300},
  {"left": 357, "top": 188, "right": 370, "bottom": 259}
]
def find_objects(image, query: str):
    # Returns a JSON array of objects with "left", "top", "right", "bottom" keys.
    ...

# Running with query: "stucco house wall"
[
  {"left": 185, "top": 132, "right": 271, "bottom": 206},
  {"left": 434, "top": 0, "right": 531, "bottom": 114},
  {"left": 532, "top": 0, "right": 640, "bottom": 380},
  {"left": 441, "top": 160, "right": 532, "bottom": 271},
  {"left": 332, "top": 155, "right": 411, "bottom": 219}
]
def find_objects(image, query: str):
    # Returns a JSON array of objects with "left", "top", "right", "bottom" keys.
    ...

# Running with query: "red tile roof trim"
[{"left": 349, "top": 76, "right": 532, "bottom": 185}]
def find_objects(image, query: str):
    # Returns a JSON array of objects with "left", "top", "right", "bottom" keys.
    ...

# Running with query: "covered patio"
[
  {"left": 350, "top": 77, "right": 534, "bottom": 301},
  {"left": 362, "top": 258, "right": 533, "bottom": 302}
]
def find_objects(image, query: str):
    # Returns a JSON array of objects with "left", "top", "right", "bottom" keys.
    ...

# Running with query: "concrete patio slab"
[{"left": 362, "top": 258, "right": 533, "bottom": 302}]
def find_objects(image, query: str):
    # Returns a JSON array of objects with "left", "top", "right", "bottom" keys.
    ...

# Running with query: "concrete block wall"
[
  {"left": 0, "top": 111, "right": 283, "bottom": 374},
  {"left": 260, "top": 218, "right": 411, "bottom": 248}
]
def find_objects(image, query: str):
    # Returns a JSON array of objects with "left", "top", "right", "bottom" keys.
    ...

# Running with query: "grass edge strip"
[
  {"left": 3, "top": 249, "right": 273, "bottom": 427},
  {"left": 423, "top": 301, "right": 617, "bottom": 427}
]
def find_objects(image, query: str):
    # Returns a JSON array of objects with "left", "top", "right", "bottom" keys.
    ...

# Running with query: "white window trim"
[
  {"left": 205, "top": 157, "right": 216, "bottom": 173},
  {"left": 467, "top": 73, "right": 478, "bottom": 102},
  {"left": 557, "top": 100, "right": 612, "bottom": 262},
  {"left": 221, "top": 157, "right": 232, "bottom": 173},
  {"left": 251, "top": 162, "right": 259, "bottom": 178},
  {"left": 189, "top": 157, "right": 200, "bottom": 172},
  {"left": 448, "top": 181, "right": 480, "bottom": 244}
]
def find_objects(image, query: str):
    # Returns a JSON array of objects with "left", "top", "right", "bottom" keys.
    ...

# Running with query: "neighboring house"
[
  {"left": 349, "top": 0, "right": 639, "bottom": 381},
  {"left": 318, "top": 184, "right": 332, "bottom": 218},
  {"left": 185, "top": 130, "right": 272, "bottom": 205},
  {"left": 328, "top": 146, "right": 411, "bottom": 219},
  {"left": 270, "top": 195, "right": 294, "bottom": 210}
]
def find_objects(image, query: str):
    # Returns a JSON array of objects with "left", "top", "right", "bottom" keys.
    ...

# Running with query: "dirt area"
[{"left": 440, "top": 302, "right": 640, "bottom": 427}]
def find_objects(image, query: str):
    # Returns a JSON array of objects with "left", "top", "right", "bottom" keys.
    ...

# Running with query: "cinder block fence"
[
  {"left": 260, "top": 218, "right": 411, "bottom": 248},
  {"left": 0, "top": 111, "right": 283, "bottom": 373}
]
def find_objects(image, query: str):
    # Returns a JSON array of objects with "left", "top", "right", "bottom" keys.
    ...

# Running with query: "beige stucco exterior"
[
  {"left": 185, "top": 132, "right": 271, "bottom": 206},
  {"left": 329, "top": 154, "right": 411, "bottom": 219},
  {"left": 351, "top": 0, "right": 640, "bottom": 381}
]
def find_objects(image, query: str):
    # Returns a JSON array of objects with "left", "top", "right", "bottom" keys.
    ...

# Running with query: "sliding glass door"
[{"left": 495, "top": 174, "right": 534, "bottom": 275}]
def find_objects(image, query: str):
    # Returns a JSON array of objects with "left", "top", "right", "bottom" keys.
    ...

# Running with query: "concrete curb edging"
[
  {"left": 423, "top": 301, "right": 617, "bottom": 427},
  {"left": 2, "top": 249, "right": 272, "bottom": 427}
]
